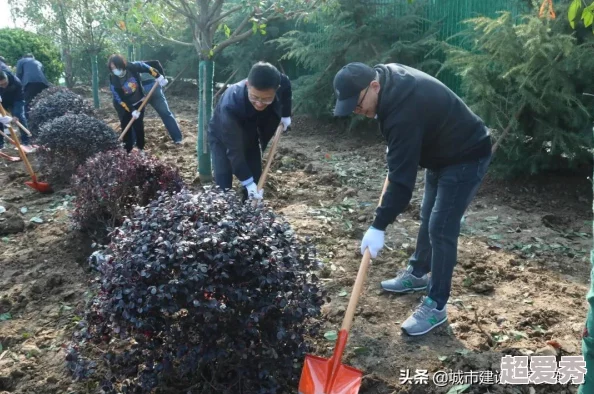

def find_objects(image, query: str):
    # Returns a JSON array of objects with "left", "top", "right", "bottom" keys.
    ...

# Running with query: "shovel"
[
  {"left": 251, "top": 121, "right": 284, "bottom": 205},
  {"left": 118, "top": 81, "right": 160, "bottom": 142},
  {"left": 0, "top": 130, "right": 22, "bottom": 162},
  {"left": 0, "top": 104, "right": 52, "bottom": 193},
  {"left": 298, "top": 175, "right": 390, "bottom": 394}
]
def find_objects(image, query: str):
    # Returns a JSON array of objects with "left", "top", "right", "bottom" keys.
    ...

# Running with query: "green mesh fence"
[{"left": 288, "top": 0, "right": 531, "bottom": 96}]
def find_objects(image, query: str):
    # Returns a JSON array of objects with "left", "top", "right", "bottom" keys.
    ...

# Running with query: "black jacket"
[
  {"left": 0, "top": 71, "right": 24, "bottom": 103},
  {"left": 207, "top": 74, "right": 292, "bottom": 183},
  {"left": 371, "top": 63, "right": 492, "bottom": 231},
  {"left": 109, "top": 61, "right": 161, "bottom": 113}
]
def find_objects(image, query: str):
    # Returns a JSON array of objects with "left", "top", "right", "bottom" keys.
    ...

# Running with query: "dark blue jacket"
[
  {"left": 207, "top": 74, "right": 292, "bottom": 183},
  {"left": 371, "top": 63, "right": 492, "bottom": 231},
  {"left": 109, "top": 61, "right": 161, "bottom": 113},
  {"left": 16, "top": 57, "right": 50, "bottom": 87},
  {"left": 0, "top": 71, "right": 24, "bottom": 103}
]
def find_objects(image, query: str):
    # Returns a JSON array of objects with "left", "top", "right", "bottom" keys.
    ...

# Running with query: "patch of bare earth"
[{"left": 0, "top": 91, "right": 590, "bottom": 394}]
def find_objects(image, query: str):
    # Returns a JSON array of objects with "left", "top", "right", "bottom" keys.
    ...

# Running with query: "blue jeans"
[
  {"left": 142, "top": 80, "right": 182, "bottom": 143},
  {"left": 210, "top": 138, "right": 262, "bottom": 201},
  {"left": 409, "top": 154, "right": 492, "bottom": 309},
  {"left": 0, "top": 100, "right": 30, "bottom": 148}
]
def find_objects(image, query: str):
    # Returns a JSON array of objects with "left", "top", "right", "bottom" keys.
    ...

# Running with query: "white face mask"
[{"left": 113, "top": 69, "right": 124, "bottom": 77}]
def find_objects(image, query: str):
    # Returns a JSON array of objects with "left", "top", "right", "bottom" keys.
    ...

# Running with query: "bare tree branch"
[
  {"left": 212, "top": 29, "right": 252, "bottom": 56},
  {"left": 144, "top": 16, "right": 194, "bottom": 46},
  {"left": 207, "top": 0, "right": 225, "bottom": 21},
  {"left": 207, "top": 5, "right": 242, "bottom": 29},
  {"left": 161, "top": 0, "right": 194, "bottom": 20},
  {"left": 229, "top": 9, "right": 254, "bottom": 39}
]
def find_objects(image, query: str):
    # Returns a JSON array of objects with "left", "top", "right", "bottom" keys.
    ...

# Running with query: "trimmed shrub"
[
  {"left": 28, "top": 89, "right": 95, "bottom": 135},
  {"left": 28, "top": 86, "right": 71, "bottom": 110},
  {"left": 70, "top": 149, "right": 184, "bottom": 236},
  {"left": 37, "top": 113, "right": 120, "bottom": 184},
  {"left": 72, "top": 187, "right": 324, "bottom": 393}
]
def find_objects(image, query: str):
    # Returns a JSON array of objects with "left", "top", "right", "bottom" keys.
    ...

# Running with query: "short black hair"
[
  {"left": 107, "top": 54, "right": 127, "bottom": 71},
  {"left": 23, "top": 53, "right": 34, "bottom": 59},
  {"left": 247, "top": 61, "right": 280, "bottom": 91},
  {"left": 0, "top": 71, "right": 7, "bottom": 81}
]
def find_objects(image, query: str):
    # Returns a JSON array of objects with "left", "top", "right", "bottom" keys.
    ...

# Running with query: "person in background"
[
  {"left": 207, "top": 61, "right": 292, "bottom": 202},
  {"left": 16, "top": 54, "right": 50, "bottom": 117},
  {"left": 0, "top": 56, "right": 11, "bottom": 72},
  {"left": 0, "top": 70, "right": 33, "bottom": 152},
  {"left": 107, "top": 54, "right": 168, "bottom": 153},
  {"left": 139, "top": 63, "right": 183, "bottom": 145}
]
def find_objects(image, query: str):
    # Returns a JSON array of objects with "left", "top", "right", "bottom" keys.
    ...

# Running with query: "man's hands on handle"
[
  {"left": 156, "top": 75, "right": 168, "bottom": 88},
  {"left": 132, "top": 110, "right": 140, "bottom": 120},
  {"left": 246, "top": 181, "right": 264, "bottom": 200},
  {"left": 361, "top": 226, "right": 385, "bottom": 258},
  {"left": 0, "top": 116, "right": 12, "bottom": 126}
]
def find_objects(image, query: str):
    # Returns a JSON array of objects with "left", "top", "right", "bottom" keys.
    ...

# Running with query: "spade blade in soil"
[
  {"left": 298, "top": 330, "right": 362, "bottom": 394},
  {"left": 25, "top": 180, "right": 53, "bottom": 193}
]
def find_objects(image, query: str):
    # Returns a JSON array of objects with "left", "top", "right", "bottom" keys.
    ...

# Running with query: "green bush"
[
  {"left": 0, "top": 28, "right": 63, "bottom": 83},
  {"left": 441, "top": 9, "right": 594, "bottom": 177}
]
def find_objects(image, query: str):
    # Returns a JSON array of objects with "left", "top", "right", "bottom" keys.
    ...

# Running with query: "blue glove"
[{"left": 361, "top": 226, "right": 385, "bottom": 258}]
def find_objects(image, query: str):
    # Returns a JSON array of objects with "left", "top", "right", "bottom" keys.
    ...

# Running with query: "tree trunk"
[
  {"left": 91, "top": 54, "right": 100, "bottom": 109},
  {"left": 55, "top": 3, "right": 74, "bottom": 88},
  {"left": 197, "top": 59, "right": 214, "bottom": 182},
  {"left": 128, "top": 45, "right": 134, "bottom": 61}
]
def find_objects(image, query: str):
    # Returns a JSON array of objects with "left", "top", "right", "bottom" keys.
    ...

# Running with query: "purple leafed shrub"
[
  {"left": 70, "top": 149, "right": 184, "bottom": 236},
  {"left": 36, "top": 113, "right": 121, "bottom": 185},
  {"left": 72, "top": 187, "right": 324, "bottom": 393},
  {"left": 28, "top": 89, "right": 95, "bottom": 135}
]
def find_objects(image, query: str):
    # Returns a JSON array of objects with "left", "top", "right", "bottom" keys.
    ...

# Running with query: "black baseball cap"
[{"left": 333, "top": 62, "right": 376, "bottom": 116}]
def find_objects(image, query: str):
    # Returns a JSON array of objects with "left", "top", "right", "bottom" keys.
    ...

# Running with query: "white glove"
[
  {"left": 361, "top": 226, "right": 385, "bottom": 258},
  {"left": 156, "top": 75, "right": 168, "bottom": 87},
  {"left": 281, "top": 117, "right": 291, "bottom": 132},
  {"left": 131, "top": 110, "right": 140, "bottom": 119},
  {"left": 0, "top": 95, "right": 3, "bottom": 102},
  {"left": 0, "top": 116, "right": 12, "bottom": 126},
  {"left": 245, "top": 181, "right": 264, "bottom": 200}
]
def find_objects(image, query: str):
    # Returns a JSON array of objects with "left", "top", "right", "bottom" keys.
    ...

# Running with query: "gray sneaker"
[
  {"left": 401, "top": 296, "right": 447, "bottom": 336},
  {"left": 381, "top": 265, "right": 429, "bottom": 293}
]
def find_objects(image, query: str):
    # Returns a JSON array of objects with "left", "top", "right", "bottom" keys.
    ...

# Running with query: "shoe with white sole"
[
  {"left": 401, "top": 296, "right": 447, "bottom": 336},
  {"left": 381, "top": 265, "right": 429, "bottom": 293}
]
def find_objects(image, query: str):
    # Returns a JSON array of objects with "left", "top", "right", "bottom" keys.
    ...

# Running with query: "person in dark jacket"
[
  {"left": 0, "top": 56, "right": 11, "bottom": 72},
  {"left": 107, "top": 54, "right": 168, "bottom": 153},
  {"left": 0, "top": 70, "right": 32, "bottom": 151},
  {"left": 208, "top": 61, "right": 292, "bottom": 201},
  {"left": 332, "top": 62, "right": 492, "bottom": 336},
  {"left": 16, "top": 54, "right": 50, "bottom": 117}
]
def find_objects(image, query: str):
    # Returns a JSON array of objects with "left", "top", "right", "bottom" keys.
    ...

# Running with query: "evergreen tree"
[
  {"left": 441, "top": 7, "right": 594, "bottom": 177},
  {"left": 271, "top": 0, "right": 440, "bottom": 122}
]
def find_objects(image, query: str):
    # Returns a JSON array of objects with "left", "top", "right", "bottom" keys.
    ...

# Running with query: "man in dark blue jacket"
[
  {"left": 332, "top": 62, "right": 492, "bottom": 336},
  {"left": 208, "top": 61, "right": 292, "bottom": 201},
  {"left": 0, "top": 70, "right": 32, "bottom": 151},
  {"left": 16, "top": 54, "right": 50, "bottom": 117}
]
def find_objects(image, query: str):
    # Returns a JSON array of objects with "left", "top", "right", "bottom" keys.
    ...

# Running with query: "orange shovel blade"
[
  {"left": 25, "top": 181, "right": 53, "bottom": 193},
  {"left": 298, "top": 354, "right": 362, "bottom": 394}
]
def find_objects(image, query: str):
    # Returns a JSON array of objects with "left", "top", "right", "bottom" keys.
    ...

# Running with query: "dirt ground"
[{"left": 0, "top": 88, "right": 592, "bottom": 394}]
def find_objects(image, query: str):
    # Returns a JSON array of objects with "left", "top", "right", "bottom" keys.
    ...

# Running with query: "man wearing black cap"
[{"left": 333, "top": 62, "right": 492, "bottom": 336}]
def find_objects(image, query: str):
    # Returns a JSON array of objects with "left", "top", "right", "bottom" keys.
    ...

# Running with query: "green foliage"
[
  {"left": 0, "top": 28, "right": 62, "bottom": 83},
  {"left": 441, "top": 10, "right": 594, "bottom": 177},
  {"left": 271, "top": 0, "right": 440, "bottom": 121}
]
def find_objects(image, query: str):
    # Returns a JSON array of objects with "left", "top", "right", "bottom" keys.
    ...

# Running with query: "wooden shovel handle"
[
  {"left": 250, "top": 122, "right": 284, "bottom": 206},
  {"left": 258, "top": 122, "right": 284, "bottom": 191},
  {"left": 15, "top": 120, "right": 32, "bottom": 137},
  {"left": 341, "top": 174, "right": 389, "bottom": 333},
  {"left": 0, "top": 103, "right": 37, "bottom": 181},
  {"left": 118, "top": 80, "right": 160, "bottom": 141}
]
